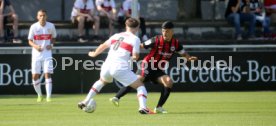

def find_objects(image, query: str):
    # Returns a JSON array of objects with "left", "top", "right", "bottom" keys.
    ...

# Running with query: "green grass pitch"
[{"left": 0, "top": 92, "right": 276, "bottom": 126}]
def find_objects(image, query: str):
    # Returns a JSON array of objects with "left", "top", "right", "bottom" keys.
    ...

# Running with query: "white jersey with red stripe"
[
  {"left": 118, "top": 0, "right": 140, "bottom": 17},
  {"left": 95, "top": 0, "right": 115, "bottom": 12},
  {"left": 74, "top": 0, "right": 95, "bottom": 14},
  {"left": 28, "top": 22, "right": 57, "bottom": 60},
  {"left": 104, "top": 31, "right": 140, "bottom": 68}
]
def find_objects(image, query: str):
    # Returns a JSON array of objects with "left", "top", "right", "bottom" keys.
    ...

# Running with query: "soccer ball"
[{"left": 83, "top": 99, "right": 96, "bottom": 113}]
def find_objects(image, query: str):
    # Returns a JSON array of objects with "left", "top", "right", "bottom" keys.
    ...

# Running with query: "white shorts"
[
  {"left": 100, "top": 62, "right": 137, "bottom": 87},
  {"left": 31, "top": 58, "right": 54, "bottom": 74}
]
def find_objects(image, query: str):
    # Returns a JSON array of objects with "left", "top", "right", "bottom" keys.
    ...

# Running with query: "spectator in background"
[
  {"left": 95, "top": 0, "right": 117, "bottom": 37},
  {"left": 225, "top": 0, "right": 256, "bottom": 40},
  {"left": 242, "top": 0, "right": 271, "bottom": 38},
  {"left": 0, "top": 0, "right": 21, "bottom": 43},
  {"left": 264, "top": 0, "right": 276, "bottom": 38},
  {"left": 71, "top": 0, "right": 100, "bottom": 43},
  {"left": 118, "top": 0, "right": 148, "bottom": 41}
]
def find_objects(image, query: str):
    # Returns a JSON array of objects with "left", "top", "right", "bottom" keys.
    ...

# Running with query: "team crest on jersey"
[{"left": 170, "top": 46, "right": 175, "bottom": 51}]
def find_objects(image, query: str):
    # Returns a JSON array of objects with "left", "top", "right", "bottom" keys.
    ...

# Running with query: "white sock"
[
  {"left": 45, "top": 78, "right": 52, "bottom": 99},
  {"left": 33, "top": 79, "right": 42, "bottom": 97},
  {"left": 84, "top": 80, "right": 105, "bottom": 104},
  {"left": 137, "top": 86, "right": 147, "bottom": 109}
]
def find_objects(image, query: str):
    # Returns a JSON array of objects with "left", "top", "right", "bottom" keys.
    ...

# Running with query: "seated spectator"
[
  {"left": 242, "top": 0, "right": 271, "bottom": 37},
  {"left": 264, "top": 0, "right": 276, "bottom": 38},
  {"left": 95, "top": 0, "right": 116, "bottom": 37},
  {"left": 225, "top": 0, "right": 256, "bottom": 40},
  {"left": 0, "top": 0, "right": 21, "bottom": 43},
  {"left": 117, "top": 0, "right": 148, "bottom": 41},
  {"left": 71, "top": 0, "right": 100, "bottom": 43}
]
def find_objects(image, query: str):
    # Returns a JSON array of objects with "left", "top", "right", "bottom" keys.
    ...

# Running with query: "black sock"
[
  {"left": 157, "top": 87, "right": 171, "bottom": 107},
  {"left": 115, "top": 86, "right": 132, "bottom": 99}
]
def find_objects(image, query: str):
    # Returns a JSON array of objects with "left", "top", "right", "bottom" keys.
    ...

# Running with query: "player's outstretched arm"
[
  {"left": 180, "top": 52, "right": 198, "bottom": 61},
  {"left": 177, "top": 44, "right": 197, "bottom": 61},
  {"left": 88, "top": 43, "right": 109, "bottom": 57}
]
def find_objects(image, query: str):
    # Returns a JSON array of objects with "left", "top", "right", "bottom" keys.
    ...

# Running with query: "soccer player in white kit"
[
  {"left": 78, "top": 18, "right": 154, "bottom": 114},
  {"left": 28, "top": 9, "right": 57, "bottom": 102}
]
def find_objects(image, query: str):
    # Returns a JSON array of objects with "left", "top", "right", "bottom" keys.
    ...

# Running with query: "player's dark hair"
[
  {"left": 125, "top": 18, "right": 140, "bottom": 28},
  {"left": 162, "top": 21, "right": 174, "bottom": 29}
]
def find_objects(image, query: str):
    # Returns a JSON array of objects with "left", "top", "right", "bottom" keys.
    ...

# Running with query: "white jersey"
[
  {"left": 104, "top": 31, "right": 140, "bottom": 68},
  {"left": 28, "top": 22, "right": 56, "bottom": 60},
  {"left": 118, "top": 0, "right": 140, "bottom": 17},
  {"left": 73, "top": 0, "right": 95, "bottom": 14},
  {"left": 95, "top": 0, "right": 115, "bottom": 12}
]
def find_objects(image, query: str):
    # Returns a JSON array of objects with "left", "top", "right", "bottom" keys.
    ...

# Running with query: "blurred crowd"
[
  {"left": 68, "top": 0, "right": 148, "bottom": 43},
  {"left": 1, "top": 0, "right": 276, "bottom": 43},
  {"left": 0, "top": 0, "right": 149, "bottom": 43},
  {"left": 225, "top": 0, "right": 276, "bottom": 40}
]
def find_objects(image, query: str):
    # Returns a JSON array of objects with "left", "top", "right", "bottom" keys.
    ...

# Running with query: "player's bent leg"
[
  {"left": 110, "top": 75, "right": 145, "bottom": 107},
  {"left": 0, "top": 15, "right": 4, "bottom": 38},
  {"left": 155, "top": 75, "right": 173, "bottom": 114},
  {"left": 93, "top": 16, "right": 100, "bottom": 35},
  {"left": 110, "top": 85, "right": 134, "bottom": 107},
  {"left": 78, "top": 78, "right": 109, "bottom": 110},
  {"left": 113, "top": 69, "right": 153, "bottom": 114},
  {"left": 12, "top": 14, "right": 19, "bottom": 36},
  {"left": 11, "top": 14, "right": 22, "bottom": 43},
  {"left": 115, "top": 86, "right": 132, "bottom": 99},
  {"left": 76, "top": 16, "right": 85, "bottom": 36},
  {"left": 158, "top": 75, "right": 173, "bottom": 88}
]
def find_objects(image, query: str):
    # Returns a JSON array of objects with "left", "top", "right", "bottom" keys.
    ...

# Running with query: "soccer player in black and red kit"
[{"left": 110, "top": 21, "right": 197, "bottom": 113}]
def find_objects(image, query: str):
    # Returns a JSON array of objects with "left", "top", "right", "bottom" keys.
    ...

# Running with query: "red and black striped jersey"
[{"left": 142, "top": 35, "right": 184, "bottom": 68}]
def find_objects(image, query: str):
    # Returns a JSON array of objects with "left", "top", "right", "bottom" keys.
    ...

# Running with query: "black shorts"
[{"left": 136, "top": 67, "right": 166, "bottom": 84}]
